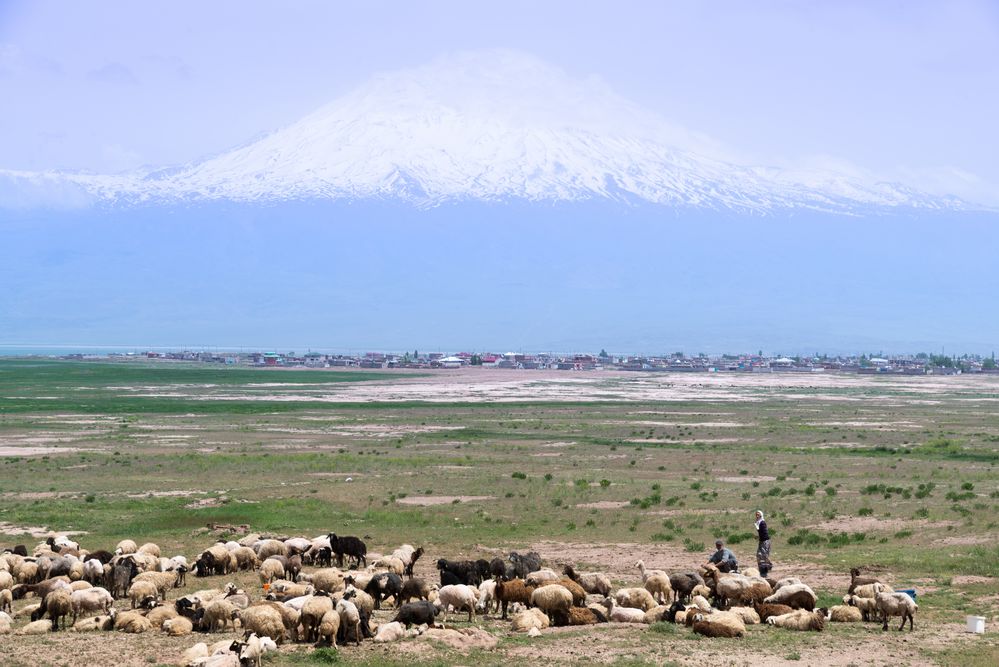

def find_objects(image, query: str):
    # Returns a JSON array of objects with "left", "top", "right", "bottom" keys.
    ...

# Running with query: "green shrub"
[
  {"left": 858, "top": 507, "right": 874, "bottom": 516},
  {"left": 511, "top": 471, "right": 527, "bottom": 479}
]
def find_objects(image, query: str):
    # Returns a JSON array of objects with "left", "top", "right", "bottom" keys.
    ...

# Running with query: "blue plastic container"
[{"left": 897, "top": 588, "right": 917, "bottom": 601}]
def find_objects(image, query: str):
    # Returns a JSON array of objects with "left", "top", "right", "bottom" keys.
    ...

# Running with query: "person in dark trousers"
[
  {"left": 755, "top": 510, "right": 773, "bottom": 577},
  {"left": 706, "top": 539, "right": 738, "bottom": 572}
]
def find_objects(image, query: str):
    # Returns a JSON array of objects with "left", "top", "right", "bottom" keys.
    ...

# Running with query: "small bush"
[
  {"left": 858, "top": 507, "right": 874, "bottom": 517},
  {"left": 683, "top": 537, "right": 705, "bottom": 552},
  {"left": 544, "top": 473, "right": 553, "bottom": 482},
  {"left": 599, "top": 479, "right": 611, "bottom": 488},
  {"left": 825, "top": 487, "right": 837, "bottom": 497},
  {"left": 511, "top": 471, "right": 527, "bottom": 480}
]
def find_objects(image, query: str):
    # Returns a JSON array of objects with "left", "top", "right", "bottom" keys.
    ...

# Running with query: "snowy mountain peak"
[{"left": 0, "top": 50, "right": 970, "bottom": 212}]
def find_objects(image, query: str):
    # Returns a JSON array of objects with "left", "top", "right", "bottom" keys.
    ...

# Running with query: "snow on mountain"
[{"left": 0, "top": 50, "right": 968, "bottom": 212}]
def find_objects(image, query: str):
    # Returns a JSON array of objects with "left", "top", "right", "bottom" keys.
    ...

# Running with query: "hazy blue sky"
[{"left": 2, "top": 0, "right": 997, "bottom": 204}]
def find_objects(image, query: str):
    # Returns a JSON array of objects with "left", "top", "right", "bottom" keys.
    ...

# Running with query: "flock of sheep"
[{"left": 0, "top": 532, "right": 918, "bottom": 665}]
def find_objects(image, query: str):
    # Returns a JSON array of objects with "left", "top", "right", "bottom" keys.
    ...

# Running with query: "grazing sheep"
[
  {"left": 827, "top": 605, "right": 863, "bottom": 622},
  {"left": 111, "top": 558, "right": 139, "bottom": 599},
  {"left": 0, "top": 589, "right": 11, "bottom": 613},
  {"left": 254, "top": 539, "right": 288, "bottom": 561},
  {"left": 644, "top": 605, "right": 669, "bottom": 624},
  {"left": 133, "top": 570, "right": 178, "bottom": 601},
  {"left": 690, "top": 594, "right": 713, "bottom": 613},
  {"left": 114, "top": 609, "right": 153, "bottom": 633},
  {"left": 436, "top": 559, "right": 480, "bottom": 586},
  {"left": 875, "top": 591, "right": 917, "bottom": 631},
  {"left": 692, "top": 611, "right": 745, "bottom": 638},
  {"left": 128, "top": 579, "right": 159, "bottom": 609},
  {"left": 70, "top": 586, "right": 113, "bottom": 623},
  {"left": 635, "top": 560, "right": 668, "bottom": 582},
  {"left": 236, "top": 605, "right": 285, "bottom": 644},
  {"left": 374, "top": 620, "right": 407, "bottom": 642},
  {"left": 316, "top": 609, "right": 341, "bottom": 647},
  {"left": 311, "top": 568, "right": 346, "bottom": 594},
  {"left": 231, "top": 547, "right": 258, "bottom": 572},
  {"left": 200, "top": 599, "right": 237, "bottom": 632},
  {"left": 763, "top": 583, "right": 816, "bottom": 611},
  {"left": 258, "top": 558, "right": 285, "bottom": 585},
  {"left": 335, "top": 595, "right": 362, "bottom": 645},
  {"left": 494, "top": 577, "right": 534, "bottom": 619},
  {"left": 43, "top": 588, "right": 72, "bottom": 630},
  {"left": 15, "top": 561, "right": 39, "bottom": 585},
  {"left": 844, "top": 594, "right": 880, "bottom": 622},
  {"left": 436, "top": 584, "right": 478, "bottom": 623},
  {"left": 613, "top": 587, "right": 657, "bottom": 612},
  {"left": 301, "top": 593, "right": 335, "bottom": 642},
  {"left": 163, "top": 616, "right": 194, "bottom": 636},
  {"left": 644, "top": 573, "right": 674, "bottom": 605},
  {"left": 328, "top": 533, "right": 367, "bottom": 568},
  {"left": 603, "top": 597, "right": 647, "bottom": 624},
  {"left": 562, "top": 565, "right": 611, "bottom": 597},
  {"left": 475, "top": 579, "right": 497, "bottom": 613},
  {"left": 511, "top": 607, "right": 550, "bottom": 632},
  {"left": 525, "top": 568, "right": 560, "bottom": 586},
  {"left": 365, "top": 572, "right": 403, "bottom": 609},
  {"left": 702, "top": 565, "right": 772, "bottom": 608},
  {"left": 268, "top": 579, "right": 313, "bottom": 598},
  {"left": 393, "top": 600, "right": 440, "bottom": 629},
  {"left": 669, "top": 572, "right": 705, "bottom": 603},
  {"left": 530, "top": 584, "right": 573, "bottom": 626},
  {"left": 17, "top": 619, "right": 55, "bottom": 635},
  {"left": 767, "top": 608, "right": 826, "bottom": 631},
  {"left": 728, "top": 606, "right": 761, "bottom": 625},
  {"left": 15, "top": 602, "right": 41, "bottom": 619},
  {"left": 82, "top": 559, "right": 105, "bottom": 586},
  {"left": 755, "top": 602, "right": 795, "bottom": 622},
  {"left": 71, "top": 613, "right": 115, "bottom": 632},
  {"left": 373, "top": 556, "right": 406, "bottom": 577}
]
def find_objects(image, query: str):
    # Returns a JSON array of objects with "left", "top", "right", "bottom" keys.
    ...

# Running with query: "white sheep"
[
  {"left": 511, "top": 607, "right": 549, "bottom": 632},
  {"left": 766, "top": 609, "right": 826, "bottom": 631},
  {"left": 374, "top": 620, "right": 407, "bottom": 642},
  {"left": 613, "top": 587, "right": 657, "bottom": 612},
  {"left": 436, "top": 584, "right": 478, "bottom": 623},
  {"left": 336, "top": 597, "right": 362, "bottom": 645},
  {"left": 70, "top": 586, "right": 114, "bottom": 623},
  {"left": 0, "top": 610, "right": 12, "bottom": 634},
  {"left": 844, "top": 594, "right": 880, "bottom": 622},
  {"left": 763, "top": 582, "right": 816, "bottom": 610},
  {"left": 635, "top": 560, "right": 667, "bottom": 582},
  {"left": 603, "top": 597, "right": 646, "bottom": 623},
  {"left": 525, "top": 568, "right": 560, "bottom": 586},
  {"left": 476, "top": 579, "right": 497, "bottom": 613},
  {"left": 827, "top": 605, "right": 862, "bottom": 622},
  {"left": 643, "top": 573, "right": 673, "bottom": 605},
  {"left": 875, "top": 591, "right": 917, "bottom": 631}
]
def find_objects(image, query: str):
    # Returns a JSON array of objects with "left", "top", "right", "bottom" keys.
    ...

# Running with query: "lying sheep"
[
  {"left": 562, "top": 565, "right": 611, "bottom": 597},
  {"left": 763, "top": 583, "right": 816, "bottom": 611},
  {"left": 603, "top": 597, "right": 646, "bottom": 623},
  {"left": 727, "top": 606, "right": 761, "bottom": 625},
  {"left": 691, "top": 611, "right": 745, "bottom": 638},
  {"left": 766, "top": 608, "right": 826, "bottom": 631},
  {"left": 827, "top": 605, "right": 862, "bottom": 622},
  {"left": 0, "top": 610, "right": 10, "bottom": 634},
  {"left": 374, "top": 620, "right": 406, "bottom": 642},
  {"left": 17, "top": 619, "right": 54, "bottom": 635},
  {"left": 146, "top": 603, "right": 179, "bottom": 628},
  {"left": 754, "top": 602, "right": 794, "bottom": 622},
  {"left": 511, "top": 607, "right": 549, "bottom": 632},
  {"left": 71, "top": 613, "right": 115, "bottom": 632},
  {"left": 875, "top": 591, "right": 917, "bottom": 631},
  {"left": 613, "top": 587, "right": 657, "bottom": 612},
  {"left": 115, "top": 540, "right": 138, "bottom": 555},
  {"left": 114, "top": 609, "right": 152, "bottom": 633},
  {"left": 571, "top": 606, "right": 607, "bottom": 625},
  {"left": 163, "top": 616, "right": 194, "bottom": 636}
]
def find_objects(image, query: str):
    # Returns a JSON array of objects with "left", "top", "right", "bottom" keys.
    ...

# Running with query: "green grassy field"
[{"left": 1, "top": 359, "right": 998, "bottom": 665}]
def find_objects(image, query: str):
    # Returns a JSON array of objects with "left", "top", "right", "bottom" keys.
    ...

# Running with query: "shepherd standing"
[{"left": 755, "top": 510, "right": 773, "bottom": 577}]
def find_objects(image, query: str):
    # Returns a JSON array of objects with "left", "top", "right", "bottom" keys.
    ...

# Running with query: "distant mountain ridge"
[{"left": 0, "top": 50, "right": 970, "bottom": 213}]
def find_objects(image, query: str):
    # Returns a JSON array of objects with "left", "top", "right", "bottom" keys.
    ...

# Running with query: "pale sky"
[{"left": 2, "top": 0, "right": 998, "bottom": 205}]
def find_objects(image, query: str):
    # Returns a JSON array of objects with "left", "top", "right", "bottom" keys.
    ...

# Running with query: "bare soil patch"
[
  {"left": 717, "top": 475, "right": 777, "bottom": 483},
  {"left": 812, "top": 516, "right": 959, "bottom": 533},
  {"left": 576, "top": 501, "right": 630, "bottom": 509},
  {"left": 0, "top": 522, "right": 88, "bottom": 538},
  {"left": 396, "top": 495, "right": 494, "bottom": 506}
]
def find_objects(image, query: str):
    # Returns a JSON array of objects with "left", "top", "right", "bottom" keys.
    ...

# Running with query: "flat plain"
[{"left": 1, "top": 359, "right": 998, "bottom": 666}]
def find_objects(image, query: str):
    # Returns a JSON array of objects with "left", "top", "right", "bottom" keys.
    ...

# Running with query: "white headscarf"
[{"left": 755, "top": 510, "right": 765, "bottom": 530}]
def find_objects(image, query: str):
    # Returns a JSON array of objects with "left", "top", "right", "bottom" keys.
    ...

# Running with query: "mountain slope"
[{"left": 0, "top": 50, "right": 969, "bottom": 212}]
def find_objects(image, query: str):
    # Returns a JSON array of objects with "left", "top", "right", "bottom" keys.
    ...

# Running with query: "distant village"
[{"left": 62, "top": 349, "right": 999, "bottom": 375}]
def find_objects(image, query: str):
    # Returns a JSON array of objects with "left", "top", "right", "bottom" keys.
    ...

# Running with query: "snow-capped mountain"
[{"left": 0, "top": 50, "right": 968, "bottom": 212}]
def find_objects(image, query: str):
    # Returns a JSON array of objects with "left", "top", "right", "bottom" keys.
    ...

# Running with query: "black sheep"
[
  {"left": 489, "top": 558, "right": 506, "bottom": 579},
  {"left": 509, "top": 551, "right": 542, "bottom": 578},
  {"left": 436, "top": 558, "right": 478, "bottom": 585},
  {"left": 84, "top": 550, "right": 114, "bottom": 565},
  {"left": 405, "top": 547, "right": 425, "bottom": 578},
  {"left": 328, "top": 533, "right": 367, "bottom": 568},
  {"left": 392, "top": 600, "right": 440, "bottom": 628},
  {"left": 365, "top": 572, "right": 402, "bottom": 609}
]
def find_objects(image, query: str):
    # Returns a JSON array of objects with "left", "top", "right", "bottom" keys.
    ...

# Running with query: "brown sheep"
[
  {"left": 568, "top": 606, "right": 605, "bottom": 625},
  {"left": 557, "top": 578, "right": 587, "bottom": 606},
  {"left": 692, "top": 612, "right": 745, "bottom": 638},
  {"left": 495, "top": 577, "right": 534, "bottom": 620},
  {"left": 754, "top": 602, "right": 794, "bottom": 622}
]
